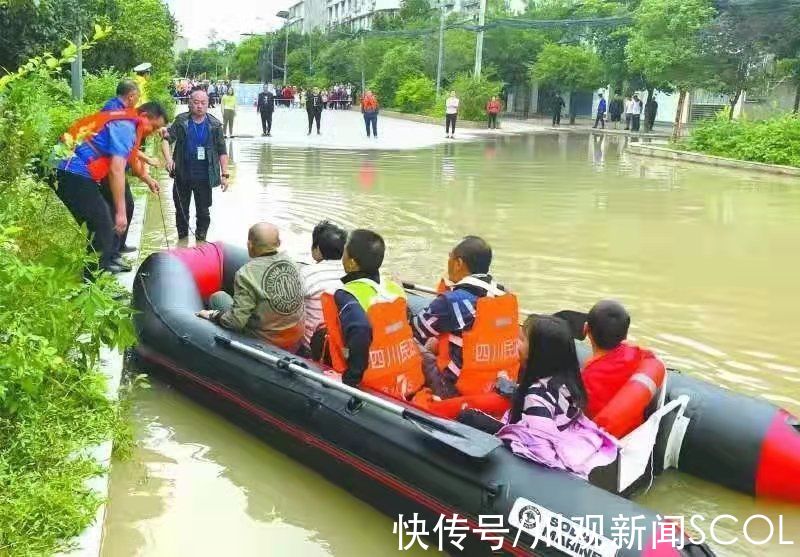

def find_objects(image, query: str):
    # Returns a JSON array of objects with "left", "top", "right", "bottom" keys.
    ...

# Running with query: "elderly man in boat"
[{"left": 197, "top": 222, "right": 305, "bottom": 352}]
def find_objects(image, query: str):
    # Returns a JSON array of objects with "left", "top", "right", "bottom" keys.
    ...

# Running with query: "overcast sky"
[{"left": 166, "top": 0, "right": 296, "bottom": 48}]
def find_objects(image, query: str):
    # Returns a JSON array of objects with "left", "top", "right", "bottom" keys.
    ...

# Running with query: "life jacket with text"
[
  {"left": 63, "top": 109, "right": 147, "bottom": 181},
  {"left": 321, "top": 278, "right": 424, "bottom": 400},
  {"left": 436, "top": 276, "right": 521, "bottom": 396}
]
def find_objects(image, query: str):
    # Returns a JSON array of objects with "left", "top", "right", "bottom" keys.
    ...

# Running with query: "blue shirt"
[
  {"left": 57, "top": 117, "right": 137, "bottom": 180},
  {"left": 101, "top": 97, "right": 126, "bottom": 111},
  {"left": 185, "top": 116, "right": 210, "bottom": 181},
  {"left": 598, "top": 98, "right": 607, "bottom": 113}
]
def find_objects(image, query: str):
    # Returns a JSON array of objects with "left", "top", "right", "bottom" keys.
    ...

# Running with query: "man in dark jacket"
[
  {"left": 257, "top": 84, "right": 276, "bottom": 136},
  {"left": 644, "top": 96, "right": 659, "bottom": 132},
  {"left": 161, "top": 88, "right": 229, "bottom": 242},
  {"left": 306, "top": 87, "right": 324, "bottom": 135}
]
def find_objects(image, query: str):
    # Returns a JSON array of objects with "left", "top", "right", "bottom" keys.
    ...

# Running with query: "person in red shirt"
[
  {"left": 486, "top": 96, "right": 502, "bottom": 129},
  {"left": 581, "top": 300, "right": 660, "bottom": 419}
]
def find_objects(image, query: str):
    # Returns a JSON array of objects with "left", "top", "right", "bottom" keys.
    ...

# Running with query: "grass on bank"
[{"left": 680, "top": 113, "right": 800, "bottom": 168}]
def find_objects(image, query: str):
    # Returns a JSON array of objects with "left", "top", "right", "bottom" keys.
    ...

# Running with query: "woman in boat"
[{"left": 496, "top": 315, "right": 619, "bottom": 479}]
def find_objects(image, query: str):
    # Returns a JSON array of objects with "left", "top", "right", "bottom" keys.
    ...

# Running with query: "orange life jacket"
[
  {"left": 435, "top": 276, "right": 521, "bottom": 396},
  {"left": 593, "top": 357, "right": 666, "bottom": 438},
  {"left": 361, "top": 94, "right": 378, "bottom": 112},
  {"left": 63, "top": 109, "right": 147, "bottom": 181},
  {"left": 321, "top": 279, "right": 424, "bottom": 400}
]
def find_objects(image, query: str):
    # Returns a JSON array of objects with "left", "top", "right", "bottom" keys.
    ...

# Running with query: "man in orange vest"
[
  {"left": 320, "top": 229, "right": 424, "bottom": 400},
  {"left": 411, "top": 236, "right": 520, "bottom": 399},
  {"left": 55, "top": 102, "right": 168, "bottom": 276}
]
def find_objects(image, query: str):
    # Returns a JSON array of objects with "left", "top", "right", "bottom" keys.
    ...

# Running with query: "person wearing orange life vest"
[
  {"left": 360, "top": 90, "right": 379, "bottom": 138},
  {"left": 582, "top": 300, "right": 663, "bottom": 424},
  {"left": 55, "top": 102, "right": 168, "bottom": 276},
  {"left": 411, "top": 236, "right": 520, "bottom": 399},
  {"left": 320, "top": 229, "right": 424, "bottom": 400}
]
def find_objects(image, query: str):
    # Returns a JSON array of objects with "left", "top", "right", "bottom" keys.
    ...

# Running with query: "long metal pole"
[
  {"left": 283, "top": 27, "right": 289, "bottom": 86},
  {"left": 360, "top": 34, "right": 366, "bottom": 93},
  {"left": 436, "top": 6, "right": 445, "bottom": 97},
  {"left": 71, "top": 33, "right": 83, "bottom": 100},
  {"left": 473, "top": 0, "right": 487, "bottom": 80}
]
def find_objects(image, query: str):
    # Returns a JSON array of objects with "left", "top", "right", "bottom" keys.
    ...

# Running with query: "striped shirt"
[
  {"left": 300, "top": 259, "right": 343, "bottom": 347},
  {"left": 521, "top": 377, "right": 581, "bottom": 430},
  {"left": 411, "top": 275, "right": 503, "bottom": 379}
]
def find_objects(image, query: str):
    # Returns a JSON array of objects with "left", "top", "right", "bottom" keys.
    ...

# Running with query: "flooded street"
[{"left": 104, "top": 111, "right": 800, "bottom": 556}]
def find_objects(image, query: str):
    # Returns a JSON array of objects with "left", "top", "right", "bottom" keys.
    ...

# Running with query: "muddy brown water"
[{"left": 103, "top": 130, "right": 800, "bottom": 556}]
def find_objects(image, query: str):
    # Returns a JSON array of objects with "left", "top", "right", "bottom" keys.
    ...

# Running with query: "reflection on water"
[{"left": 109, "top": 132, "right": 800, "bottom": 556}]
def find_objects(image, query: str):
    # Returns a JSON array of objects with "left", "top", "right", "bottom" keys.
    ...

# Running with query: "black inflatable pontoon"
[{"left": 131, "top": 243, "right": 800, "bottom": 556}]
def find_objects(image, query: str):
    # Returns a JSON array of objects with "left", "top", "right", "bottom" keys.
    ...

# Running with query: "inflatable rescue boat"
[{"left": 132, "top": 243, "right": 800, "bottom": 556}]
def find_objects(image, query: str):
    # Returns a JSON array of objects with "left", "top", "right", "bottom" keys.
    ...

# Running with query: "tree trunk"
[
  {"left": 728, "top": 89, "right": 742, "bottom": 121},
  {"left": 672, "top": 89, "right": 687, "bottom": 142},
  {"left": 569, "top": 90, "right": 576, "bottom": 125},
  {"left": 794, "top": 81, "right": 800, "bottom": 114},
  {"left": 646, "top": 87, "right": 654, "bottom": 104}
]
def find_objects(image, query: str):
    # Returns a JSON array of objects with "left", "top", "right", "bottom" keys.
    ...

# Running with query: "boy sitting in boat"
[
  {"left": 197, "top": 222, "right": 305, "bottom": 351},
  {"left": 582, "top": 300, "right": 663, "bottom": 422},
  {"left": 410, "top": 236, "right": 520, "bottom": 399},
  {"left": 320, "top": 229, "right": 425, "bottom": 399}
]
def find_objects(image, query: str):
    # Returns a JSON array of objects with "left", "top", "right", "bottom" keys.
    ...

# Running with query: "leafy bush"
[
  {"left": 83, "top": 69, "right": 124, "bottom": 108},
  {"left": 684, "top": 113, "right": 800, "bottom": 167},
  {"left": 429, "top": 73, "right": 502, "bottom": 121},
  {"left": 0, "top": 41, "right": 136, "bottom": 555},
  {"left": 394, "top": 75, "right": 436, "bottom": 113},
  {"left": 370, "top": 43, "right": 425, "bottom": 107}
]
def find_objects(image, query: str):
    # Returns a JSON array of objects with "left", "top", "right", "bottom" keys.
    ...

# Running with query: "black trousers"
[
  {"left": 488, "top": 113, "right": 498, "bottom": 129},
  {"left": 260, "top": 110, "right": 273, "bottom": 134},
  {"left": 631, "top": 115, "right": 641, "bottom": 132},
  {"left": 307, "top": 110, "right": 321, "bottom": 133},
  {"left": 55, "top": 170, "right": 116, "bottom": 271},
  {"left": 100, "top": 178, "right": 133, "bottom": 254},
  {"left": 553, "top": 110, "right": 562, "bottom": 125},
  {"left": 173, "top": 177, "right": 212, "bottom": 239},
  {"left": 445, "top": 113, "right": 457, "bottom": 134},
  {"left": 593, "top": 111, "right": 605, "bottom": 128},
  {"left": 363, "top": 113, "right": 377, "bottom": 137}
]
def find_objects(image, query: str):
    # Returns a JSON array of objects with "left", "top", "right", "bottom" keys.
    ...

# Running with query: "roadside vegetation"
[
  {"left": 0, "top": 0, "right": 175, "bottom": 553},
  {"left": 683, "top": 114, "right": 800, "bottom": 168}
]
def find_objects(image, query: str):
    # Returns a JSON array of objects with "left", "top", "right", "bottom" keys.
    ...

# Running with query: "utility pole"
[
  {"left": 436, "top": 3, "right": 446, "bottom": 97},
  {"left": 283, "top": 30, "right": 289, "bottom": 85},
  {"left": 473, "top": 0, "right": 487, "bottom": 80},
  {"left": 71, "top": 33, "right": 83, "bottom": 100},
  {"left": 360, "top": 34, "right": 366, "bottom": 94}
]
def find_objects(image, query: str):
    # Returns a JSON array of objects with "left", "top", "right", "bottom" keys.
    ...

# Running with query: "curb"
[
  {"left": 60, "top": 189, "right": 149, "bottom": 557},
  {"left": 626, "top": 144, "right": 800, "bottom": 177},
  {"left": 378, "top": 109, "right": 492, "bottom": 129}
]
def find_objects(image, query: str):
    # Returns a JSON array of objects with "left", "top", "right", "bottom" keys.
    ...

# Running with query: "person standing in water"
[
  {"left": 221, "top": 87, "right": 236, "bottom": 138},
  {"left": 445, "top": 91, "right": 459, "bottom": 139}
]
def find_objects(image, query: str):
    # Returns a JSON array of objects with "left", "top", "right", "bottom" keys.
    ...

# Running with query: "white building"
[{"left": 286, "top": 0, "right": 402, "bottom": 33}]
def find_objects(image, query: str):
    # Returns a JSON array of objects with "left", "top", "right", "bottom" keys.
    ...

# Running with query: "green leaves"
[{"left": 530, "top": 43, "right": 603, "bottom": 93}]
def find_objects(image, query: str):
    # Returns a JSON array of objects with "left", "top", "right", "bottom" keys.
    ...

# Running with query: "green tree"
[
  {"left": 530, "top": 43, "right": 603, "bottom": 124},
  {"left": 233, "top": 35, "right": 267, "bottom": 82},
  {"left": 626, "top": 0, "right": 716, "bottom": 139},
  {"left": 395, "top": 75, "right": 436, "bottom": 113},
  {"left": 85, "top": 0, "right": 177, "bottom": 75},
  {"left": 370, "top": 42, "right": 425, "bottom": 106}
]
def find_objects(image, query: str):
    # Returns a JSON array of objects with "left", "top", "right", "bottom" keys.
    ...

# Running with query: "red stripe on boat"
[
  {"left": 138, "top": 346, "right": 532, "bottom": 556},
  {"left": 170, "top": 242, "right": 224, "bottom": 301},
  {"left": 755, "top": 409, "right": 800, "bottom": 503}
]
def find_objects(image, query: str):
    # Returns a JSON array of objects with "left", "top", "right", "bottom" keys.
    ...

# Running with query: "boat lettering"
[{"left": 508, "top": 498, "right": 619, "bottom": 557}]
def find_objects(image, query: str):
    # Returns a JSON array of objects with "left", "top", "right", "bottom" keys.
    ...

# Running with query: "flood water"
[{"left": 104, "top": 130, "right": 800, "bottom": 556}]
